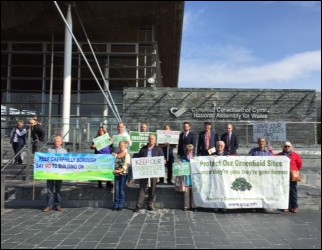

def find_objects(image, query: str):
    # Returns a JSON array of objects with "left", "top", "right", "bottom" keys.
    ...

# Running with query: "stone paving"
[{"left": 1, "top": 208, "right": 321, "bottom": 249}]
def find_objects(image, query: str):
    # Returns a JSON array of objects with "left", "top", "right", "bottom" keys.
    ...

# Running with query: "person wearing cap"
[
  {"left": 197, "top": 122, "right": 219, "bottom": 156},
  {"left": 277, "top": 141, "right": 303, "bottom": 213},
  {"left": 248, "top": 137, "right": 274, "bottom": 156}
]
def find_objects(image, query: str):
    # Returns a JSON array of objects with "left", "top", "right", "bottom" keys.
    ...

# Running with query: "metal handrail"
[{"left": 1, "top": 129, "right": 70, "bottom": 173}]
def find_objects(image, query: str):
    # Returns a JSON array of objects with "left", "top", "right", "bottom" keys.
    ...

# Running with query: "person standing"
[
  {"left": 134, "top": 134, "right": 164, "bottom": 212},
  {"left": 10, "top": 120, "right": 27, "bottom": 164},
  {"left": 197, "top": 122, "right": 219, "bottom": 156},
  {"left": 128, "top": 122, "right": 149, "bottom": 186},
  {"left": 158, "top": 125, "right": 175, "bottom": 185},
  {"left": 277, "top": 141, "right": 303, "bottom": 213},
  {"left": 220, "top": 123, "right": 239, "bottom": 155},
  {"left": 112, "top": 141, "right": 131, "bottom": 211},
  {"left": 28, "top": 118, "right": 45, "bottom": 153},
  {"left": 43, "top": 136, "right": 67, "bottom": 212},
  {"left": 248, "top": 137, "right": 274, "bottom": 156},
  {"left": 213, "top": 141, "right": 229, "bottom": 213},
  {"left": 90, "top": 127, "right": 113, "bottom": 188},
  {"left": 178, "top": 122, "right": 196, "bottom": 159},
  {"left": 181, "top": 144, "right": 197, "bottom": 212},
  {"left": 112, "top": 122, "right": 132, "bottom": 153}
]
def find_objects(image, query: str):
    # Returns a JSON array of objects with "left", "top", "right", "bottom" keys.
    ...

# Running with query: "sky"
[{"left": 178, "top": 1, "right": 321, "bottom": 91}]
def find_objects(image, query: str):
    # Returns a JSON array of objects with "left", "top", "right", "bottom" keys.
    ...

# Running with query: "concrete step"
[{"left": 3, "top": 180, "right": 320, "bottom": 210}]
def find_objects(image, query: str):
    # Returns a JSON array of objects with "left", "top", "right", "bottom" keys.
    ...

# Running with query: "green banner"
[
  {"left": 129, "top": 132, "right": 152, "bottom": 153},
  {"left": 92, "top": 133, "right": 113, "bottom": 151},
  {"left": 173, "top": 162, "right": 191, "bottom": 176}
]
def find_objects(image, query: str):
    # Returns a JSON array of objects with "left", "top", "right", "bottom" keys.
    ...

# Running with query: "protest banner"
[
  {"left": 132, "top": 156, "right": 165, "bottom": 179},
  {"left": 173, "top": 162, "right": 190, "bottom": 176},
  {"left": 156, "top": 130, "right": 180, "bottom": 144},
  {"left": 129, "top": 131, "right": 152, "bottom": 153},
  {"left": 34, "top": 153, "right": 115, "bottom": 181},
  {"left": 190, "top": 156, "right": 290, "bottom": 209},
  {"left": 112, "top": 135, "right": 130, "bottom": 147},
  {"left": 92, "top": 133, "right": 113, "bottom": 151},
  {"left": 253, "top": 122, "right": 286, "bottom": 142}
]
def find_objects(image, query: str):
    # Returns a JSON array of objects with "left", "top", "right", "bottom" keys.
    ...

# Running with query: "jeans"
[
  {"left": 47, "top": 180, "right": 62, "bottom": 208},
  {"left": 12, "top": 142, "right": 24, "bottom": 163},
  {"left": 289, "top": 181, "right": 298, "bottom": 209},
  {"left": 114, "top": 174, "right": 127, "bottom": 209}
]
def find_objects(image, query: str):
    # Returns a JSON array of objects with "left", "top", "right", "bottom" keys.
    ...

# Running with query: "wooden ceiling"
[{"left": 1, "top": 1, "right": 184, "bottom": 87}]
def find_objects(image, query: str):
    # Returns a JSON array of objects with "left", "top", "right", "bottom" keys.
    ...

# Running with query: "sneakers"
[
  {"left": 147, "top": 206, "right": 154, "bottom": 211},
  {"left": 42, "top": 207, "right": 51, "bottom": 212}
]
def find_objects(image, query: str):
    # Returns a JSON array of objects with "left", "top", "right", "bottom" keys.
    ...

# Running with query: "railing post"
[
  {"left": 26, "top": 129, "right": 32, "bottom": 182},
  {"left": 1, "top": 175, "right": 5, "bottom": 211}
]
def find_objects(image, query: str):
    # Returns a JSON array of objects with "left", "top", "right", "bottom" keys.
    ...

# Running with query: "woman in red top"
[{"left": 277, "top": 141, "right": 303, "bottom": 213}]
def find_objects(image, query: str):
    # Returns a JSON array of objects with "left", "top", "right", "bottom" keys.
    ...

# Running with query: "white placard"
[
  {"left": 132, "top": 156, "right": 165, "bottom": 179},
  {"left": 253, "top": 122, "right": 286, "bottom": 142},
  {"left": 156, "top": 130, "right": 180, "bottom": 144}
]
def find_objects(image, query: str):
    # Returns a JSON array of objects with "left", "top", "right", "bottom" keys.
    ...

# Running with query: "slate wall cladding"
[{"left": 123, "top": 88, "right": 318, "bottom": 145}]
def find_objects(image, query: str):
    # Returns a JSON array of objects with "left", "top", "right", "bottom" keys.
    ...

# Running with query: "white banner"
[
  {"left": 132, "top": 156, "right": 165, "bottom": 179},
  {"left": 156, "top": 130, "right": 180, "bottom": 144},
  {"left": 190, "top": 156, "right": 290, "bottom": 209}
]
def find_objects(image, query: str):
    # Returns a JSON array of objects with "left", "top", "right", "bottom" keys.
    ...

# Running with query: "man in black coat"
[
  {"left": 197, "top": 122, "right": 219, "bottom": 156},
  {"left": 178, "top": 122, "right": 197, "bottom": 159},
  {"left": 220, "top": 123, "right": 239, "bottom": 155}
]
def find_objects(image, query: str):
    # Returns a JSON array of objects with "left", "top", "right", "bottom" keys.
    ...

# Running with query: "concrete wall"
[{"left": 123, "top": 88, "right": 319, "bottom": 145}]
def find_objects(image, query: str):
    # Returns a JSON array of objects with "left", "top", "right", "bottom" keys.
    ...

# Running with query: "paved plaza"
[{"left": 1, "top": 208, "right": 321, "bottom": 249}]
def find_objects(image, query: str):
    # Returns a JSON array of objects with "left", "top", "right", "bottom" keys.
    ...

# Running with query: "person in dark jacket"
[
  {"left": 178, "top": 122, "right": 197, "bottom": 159},
  {"left": 28, "top": 118, "right": 45, "bottom": 153},
  {"left": 134, "top": 134, "right": 164, "bottom": 212},
  {"left": 220, "top": 123, "right": 239, "bottom": 155},
  {"left": 197, "top": 121, "right": 219, "bottom": 156},
  {"left": 10, "top": 120, "right": 27, "bottom": 164}
]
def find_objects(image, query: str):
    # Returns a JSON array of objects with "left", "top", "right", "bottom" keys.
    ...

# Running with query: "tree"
[{"left": 231, "top": 177, "right": 252, "bottom": 191}]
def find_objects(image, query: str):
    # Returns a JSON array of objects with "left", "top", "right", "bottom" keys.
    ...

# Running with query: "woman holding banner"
[
  {"left": 90, "top": 127, "right": 113, "bottom": 189},
  {"left": 112, "top": 141, "right": 131, "bottom": 211},
  {"left": 181, "top": 144, "right": 197, "bottom": 212}
]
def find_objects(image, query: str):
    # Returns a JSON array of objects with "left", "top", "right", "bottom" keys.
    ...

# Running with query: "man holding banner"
[
  {"left": 43, "top": 136, "right": 67, "bottom": 212},
  {"left": 133, "top": 134, "right": 164, "bottom": 212}
]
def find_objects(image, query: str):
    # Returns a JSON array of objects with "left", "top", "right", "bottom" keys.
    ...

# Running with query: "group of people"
[
  {"left": 11, "top": 118, "right": 301, "bottom": 214},
  {"left": 10, "top": 117, "right": 45, "bottom": 164}
]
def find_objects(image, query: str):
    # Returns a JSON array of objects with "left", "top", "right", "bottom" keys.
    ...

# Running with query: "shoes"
[
  {"left": 182, "top": 208, "right": 188, "bottom": 211},
  {"left": 167, "top": 181, "right": 174, "bottom": 185},
  {"left": 191, "top": 208, "right": 197, "bottom": 212},
  {"left": 42, "top": 207, "right": 51, "bottom": 212},
  {"left": 283, "top": 209, "right": 289, "bottom": 212},
  {"left": 157, "top": 181, "right": 164, "bottom": 185},
  {"left": 112, "top": 208, "right": 117, "bottom": 211},
  {"left": 117, "top": 208, "right": 123, "bottom": 211},
  {"left": 147, "top": 206, "right": 154, "bottom": 211},
  {"left": 133, "top": 208, "right": 140, "bottom": 212},
  {"left": 56, "top": 207, "right": 62, "bottom": 212},
  {"left": 292, "top": 208, "right": 298, "bottom": 213}
]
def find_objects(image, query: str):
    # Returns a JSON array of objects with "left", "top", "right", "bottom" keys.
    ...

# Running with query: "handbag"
[
  {"left": 291, "top": 170, "right": 301, "bottom": 182},
  {"left": 174, "top": 176, "right": 186, "bottom": 192}
]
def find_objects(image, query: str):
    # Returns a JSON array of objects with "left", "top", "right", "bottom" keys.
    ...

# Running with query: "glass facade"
[{"left": 1, "top": 40, "right": 161, "bottom": 140}]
